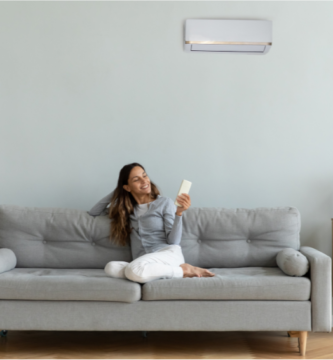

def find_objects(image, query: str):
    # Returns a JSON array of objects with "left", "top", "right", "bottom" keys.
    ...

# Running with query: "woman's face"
[{"left": 125, "top": 166, "right": 151, "bottom": 195}]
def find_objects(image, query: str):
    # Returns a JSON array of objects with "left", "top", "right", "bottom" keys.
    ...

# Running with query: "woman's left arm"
[{"left": 164, "top": 194, "right": 191, "bottom": 245}]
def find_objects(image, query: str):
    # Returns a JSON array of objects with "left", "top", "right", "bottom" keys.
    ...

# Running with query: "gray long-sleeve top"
[{"left": 87, "top": 191, "right": 182, "bottom": 260}]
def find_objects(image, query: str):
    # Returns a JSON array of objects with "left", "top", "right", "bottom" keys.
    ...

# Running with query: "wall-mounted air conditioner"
[{"left": 184, "top": 19, "right": 272, "bottom": 55}]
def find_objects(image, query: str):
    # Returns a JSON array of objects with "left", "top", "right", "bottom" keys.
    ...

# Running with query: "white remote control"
[{"left": 175, "top": 179, "right": 192, "bottom": 207}]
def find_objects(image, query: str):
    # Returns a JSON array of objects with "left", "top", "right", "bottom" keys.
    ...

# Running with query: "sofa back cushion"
[
  {"left": 0, "top": 205, "right": 129, "bottom": 268},
  {"left": 0, "top": 205, "right": 300, "bottom": 269},
  {"left": 181, "top": 206, "right": 300, "bottom": 268}
]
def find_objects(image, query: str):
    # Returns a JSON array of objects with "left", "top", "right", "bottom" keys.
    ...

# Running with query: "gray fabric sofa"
[{"left": 0, "top": 204, "right": 331, "bottom": 355}]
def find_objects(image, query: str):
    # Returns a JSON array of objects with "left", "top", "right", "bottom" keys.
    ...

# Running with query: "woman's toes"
[{"left": 203, "top": 270, "right": 214, "bottom": 277}]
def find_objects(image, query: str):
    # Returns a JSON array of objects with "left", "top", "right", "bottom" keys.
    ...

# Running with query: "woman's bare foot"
[{"left": 180, "top": 263, "right": 215, "bottom": 278}]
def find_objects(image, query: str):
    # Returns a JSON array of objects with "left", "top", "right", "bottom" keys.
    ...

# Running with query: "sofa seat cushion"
[
  {"left": 142, "top": 267, "right": 311, "bottom": 301},
  {"left": 0, "top": 268, "right": 141, "bottom": 303}
]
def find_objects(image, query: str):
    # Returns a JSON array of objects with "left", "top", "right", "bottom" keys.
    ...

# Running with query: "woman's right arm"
[{"left": 87, "top": 190, "right": 115, "bottom": 216}]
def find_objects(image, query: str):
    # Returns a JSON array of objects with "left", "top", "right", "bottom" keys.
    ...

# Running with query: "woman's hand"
[{"left": 176, "top": 194, "right": 191, "bottom": 216}]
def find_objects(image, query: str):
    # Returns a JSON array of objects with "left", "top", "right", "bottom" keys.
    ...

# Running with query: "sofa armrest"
[{"left": 299, "top": 246, "right": 332, "bottom": 332}]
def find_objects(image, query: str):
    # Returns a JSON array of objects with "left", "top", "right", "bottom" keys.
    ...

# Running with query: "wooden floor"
[{"left": 0, "top": 329, "right": 332, "bottom": 359}]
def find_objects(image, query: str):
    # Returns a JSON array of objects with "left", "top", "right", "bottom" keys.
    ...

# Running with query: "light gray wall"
[{"left": 1, "top": 2, "right": 332, "bottom": 258}]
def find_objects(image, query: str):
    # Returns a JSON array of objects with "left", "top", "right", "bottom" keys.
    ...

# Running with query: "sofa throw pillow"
[
  {"left": 0, "top": 248, "right": 17, "bottom": 274},
  {"left": 276, "top": 248, "right": 309, "bottom": 277}
]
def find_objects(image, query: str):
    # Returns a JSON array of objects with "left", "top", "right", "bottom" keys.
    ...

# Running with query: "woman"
[{"left": 88, "top": 162, "right": 215, "bottom": 283}]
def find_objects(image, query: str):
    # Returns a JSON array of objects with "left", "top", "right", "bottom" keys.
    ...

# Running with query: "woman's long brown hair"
[{"left": 108, "top": 162, "right": 161, "bottom": 246}]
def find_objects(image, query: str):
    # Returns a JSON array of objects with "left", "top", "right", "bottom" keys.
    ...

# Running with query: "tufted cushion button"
[
  {"left": 247, "top": 239, "right": 251, "bottom": 243},
  {"left": 43, "top": 240, "right": 47, "bottom": 244},
  {"left": 92, "top": 242, "right": 96, "bottom": 246},
  {"left": 197, "top": 239, "right": 201, "bottom": 244}
]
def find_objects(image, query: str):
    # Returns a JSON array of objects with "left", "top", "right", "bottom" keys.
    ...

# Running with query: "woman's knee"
[
  {"left": 104, "top": 261, "right": 128, "bottom": 278},
  {"left": 125, "top": 262, "right": 148, "bottom": 283}
]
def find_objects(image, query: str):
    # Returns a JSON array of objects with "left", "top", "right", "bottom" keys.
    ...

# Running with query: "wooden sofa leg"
[
  {"left": 287, "top": 331, "right": 308, "bottom": 355},
  {"left": 299, "top": 331, "right": 308, "bottom": 356}
]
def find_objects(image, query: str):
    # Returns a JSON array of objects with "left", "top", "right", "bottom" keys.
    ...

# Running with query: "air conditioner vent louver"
[
  {"left": 184, "top": 19, "right": 272, "bottom": 55},
  {"left": 190, "top": 44, "right": 267, "bottom": 53}
]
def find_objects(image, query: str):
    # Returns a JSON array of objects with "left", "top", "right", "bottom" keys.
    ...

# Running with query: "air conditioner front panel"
[{"left": 184, "top": 19, "right": 272, "bottom": 54}]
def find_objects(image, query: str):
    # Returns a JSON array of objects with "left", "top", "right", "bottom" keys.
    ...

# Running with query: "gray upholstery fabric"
[
  {"left": 0, "top": 205, "right": 300, "bottom": 268},
  {"left": 0, "top": 300, "right": 311, "bottom": 331},
  {"left": 299, "top": 246, "right": 332, "bottom": 332},
  {"left": 0, "top": 268, "right": 141, "bottom": 303},
  {"left": 276, "top": 248, "right": 309, "bottom": 276},
  {"left": 0, "top": 248, "right": 17, "bottom": 274},
  {"left": 142, "top": 266, "right": 311, "bottom": 301}
]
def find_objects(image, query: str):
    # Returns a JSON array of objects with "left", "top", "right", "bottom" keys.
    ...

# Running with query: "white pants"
[{"left": 104, "top": 245, "right": 185, "bottom": 284}]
